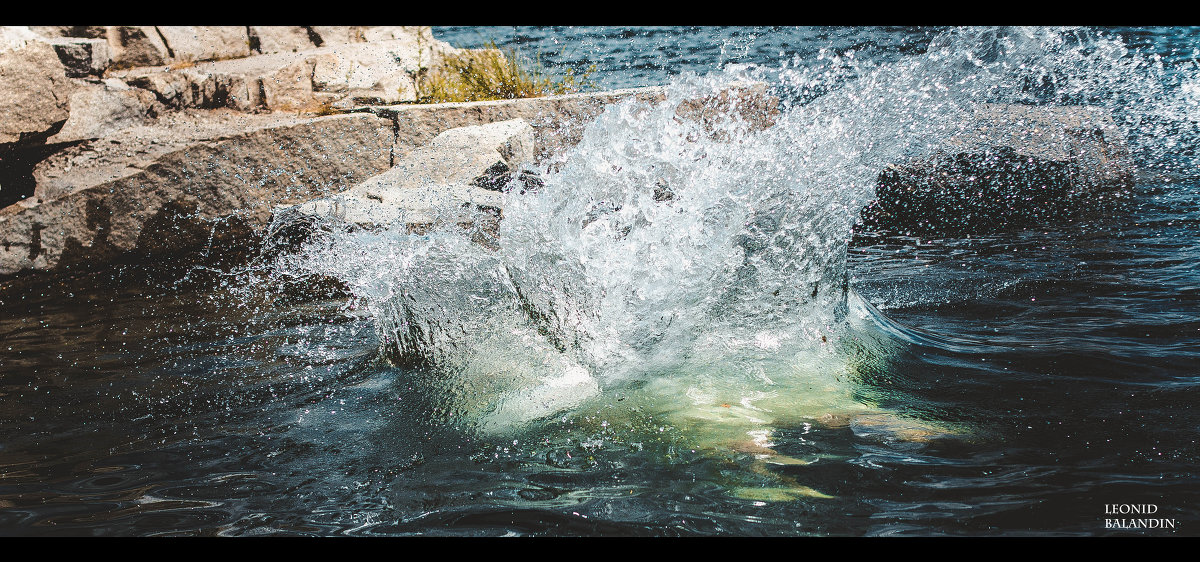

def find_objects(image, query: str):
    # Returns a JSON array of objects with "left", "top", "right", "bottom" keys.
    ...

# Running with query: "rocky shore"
[
  {"left": 0, "top": 25, "right": 1135, "bottom": 289},
  {"left": 0, "top": 26, "right": 679, "bottom": 281}
]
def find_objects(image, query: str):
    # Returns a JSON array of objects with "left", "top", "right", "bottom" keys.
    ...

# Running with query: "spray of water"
[{"left": 262, "top": 27, "right": 1200, "bottom": 443}]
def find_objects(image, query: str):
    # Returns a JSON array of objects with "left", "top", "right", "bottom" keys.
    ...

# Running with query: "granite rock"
[
  {"left": 272, "top": 119, "right": 534, "bottom": 234},
  {"left": 0, "top": 111, "right": 394, "bottom": 275},
  {"left": 154, "top": 26, "right": 251, "bottom": 62},
  {"left": 46, "top": 78, "right": 159, "bottom": 144},
  {"left": 0, "top": 28, "right": 72, "bottom": 148},
  {"left": 248, "top": 26, "right": 315, "bottom": 54},
  {"left": 47, "top": 37, "right": 111, "bottom": 77},
  {"left": 105, "top": 26, "right": 171, "bottom": 69}
]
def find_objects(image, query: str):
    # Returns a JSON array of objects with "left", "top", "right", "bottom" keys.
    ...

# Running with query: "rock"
[
  {"left": 127, "top": 62, "right": 267, "bottom": 112},
  {"left": 1, "top": 26, "right": 44, "bottom": 47},
  {"left": 248, "top": 26, "right": 315, "bottom": 54},
  {"left": 2, "top": 83, "right": 772, "bottom": 279},
  {"left": 303, "top": 26, "right": 450, "bottom": 49},
  {"left": 369, "top": 83, "right": 777, "bottom": 161},
  {"left": 673, "top": 80, "right": 780, "bottom": 139},
  {"left": 106, "top": 26, "right": 171, "bottom": 69},
  {"left": 47, "top": 38, "right": 111, "bottom": 77},
  {"left": 258, "top": 57, "right": 319, "bottom": 111},
  {"left": 0, "top": 111, "right": 394, "bottom": 276},
  {"left": 306, "top": 26, "right": 366, "bottom": 46},
  {"left": 46, "top": 78, "right": 159, "bottom": 144},
  {"left": 0, "top": 28, "right": 72, "bottom": 148},
  {"left": 371, "top": 87, "right": 671, "bottom": 163},
  {"left": 861, "top": 103, "right": 1135, "bottom": 235},
  {"left": 308, "top": 41, "right": 423, "bottom": 105},
  {"left": 361, "top": 26, "right": 431, "bottom": 44},
  {"left": 29, "top": 26, "right": 106, "bottom": 39},
  {"left": 273, "top": 119, "right": 534, "bottom": 234},
  {"left": 115, "top": 35, "right": 456, "bottom": 111},
  {"left": 154, "top": 26, "right": 251, "bottom": 62}
]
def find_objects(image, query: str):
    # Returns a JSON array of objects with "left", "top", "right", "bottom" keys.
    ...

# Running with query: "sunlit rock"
[
  {"left": 154, "top": 26, "right": 251, "bottom": 62},
  {"left": 46, "top": 37, "right": 111, "bottom": 78},
  {"left": 105, "top": 26, "right": 171, "bottom": 69},
  {"left": 248, "top": 26, "right": 315, "bottom": 54},
  {"left": 28, "top": 26, "right": 106, "bottom": 40},
  {"left": 0, "top": 112, "right": 393, "bottom": 276},
  {"left": 47, "top": 78, "right": 159, "bottom": 144},
  {"left": 271, "top": 119, "right": 535, "bottom": 235},
  {"left": 114, "top": 35, "right": 456, "bottom": 111},
  {"left": 306, "top": 26, "right": 366, "bottom": 46},
  {"left": 0, "top": 27, "right": 72, "bottom": 148},
  {"left": 305, "top": 25, "right": 430, "bottom": 47}
]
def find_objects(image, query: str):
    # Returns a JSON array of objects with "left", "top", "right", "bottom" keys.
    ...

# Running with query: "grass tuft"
[{"left": 417, "top": 42, "right": 596, "bottom": 104}]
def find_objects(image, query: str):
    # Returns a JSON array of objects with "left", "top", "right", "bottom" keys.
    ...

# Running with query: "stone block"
[
  {"left": 0, "top": 29, "right": 72, "bottom": 148},
  {"left": 48, "top": 37, "right": 111, "bottom": 77},
  {"left": 154, "top": 26, "right": 251, "bottom": 62},
  {"left": 0, "top": 111, "right": 394, "bottom": 275}
]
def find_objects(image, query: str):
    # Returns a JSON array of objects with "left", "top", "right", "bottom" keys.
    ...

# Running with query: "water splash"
[{"left": 263, "top": 26, "right": 1200, "bottom": 440}]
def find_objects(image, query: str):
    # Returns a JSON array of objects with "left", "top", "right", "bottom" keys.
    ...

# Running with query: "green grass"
[{"left": 417, "top": 42, "right": 597, "bottom": 104}]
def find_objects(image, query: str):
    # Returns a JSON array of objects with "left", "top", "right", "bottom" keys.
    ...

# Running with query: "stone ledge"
[
  {"left": 368, "top": 87, "right": 669, "bottom": 162},
  {"left": 0, "top": 111, "right": 394, "bottom": 276}
]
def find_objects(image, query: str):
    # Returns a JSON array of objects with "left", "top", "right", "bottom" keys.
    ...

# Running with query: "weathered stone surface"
[
  {"left": 248, "top": 26, "right": 315, "bottom": 54},
  {"left": 258, "top": 57, "right": 317, "bottom": 111},
  {"left": 275, "top": 119, "right": 533, "bottom": 231},
  {"left": 306, "top": 26, "right": 365, "bottom": 46},
  {"left": 361, "top": 26, "right": 431, "bottom": 44},
  {"left": 46, "top": 78, "right": 159, "bottom": 144},
  {"left": 309, "top": 42, "right": 420, "bottom": 105},
  {"left": 105, "top": 26, "right": 171, "bottom": 69},
  {"left": 674, "top": 80, "right": 780, "bottom": 139},
  {"left": 116, "top": 36, "right": 455, "bottom": 111},
  {"left": 372, "top": 87, "right": 669, "bottom": 163},
  {"left": 155, "top": 26, "right": 251, "bottom": 62},
  {"left": 369, "top": 83, "right": 778, "bottom": 163},
  {"left": 29, "top": 26, "right": 106, "bottom": 39},
  {"left": 48, "top": 37, "right": 111, "bottom": 77},
  {"left": 861, "top": 103, "right": 1135, "bottom": 235},
  {"left": 125, "top": 62, "right": 266, "bottom": 111},
  {"left": 0, "top": 111, "right": 394, "bottom": 275},
  {"left": 0, "top": 28, "right": 72, "bottom": 148}
]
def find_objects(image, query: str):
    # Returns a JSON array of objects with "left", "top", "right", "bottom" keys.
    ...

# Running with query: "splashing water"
[{"left": 264, "top": 27, "right": 1200, "bottom": 446}]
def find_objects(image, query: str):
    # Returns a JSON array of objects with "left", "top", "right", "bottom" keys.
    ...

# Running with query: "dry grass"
[{"left": 417, "top": 43, "right": 596, "bottom": 104}]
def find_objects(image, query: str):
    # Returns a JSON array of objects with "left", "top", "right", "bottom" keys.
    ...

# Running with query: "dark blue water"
[{"left": 1, "top": 26, "right": 1198, "bottom": 536}]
